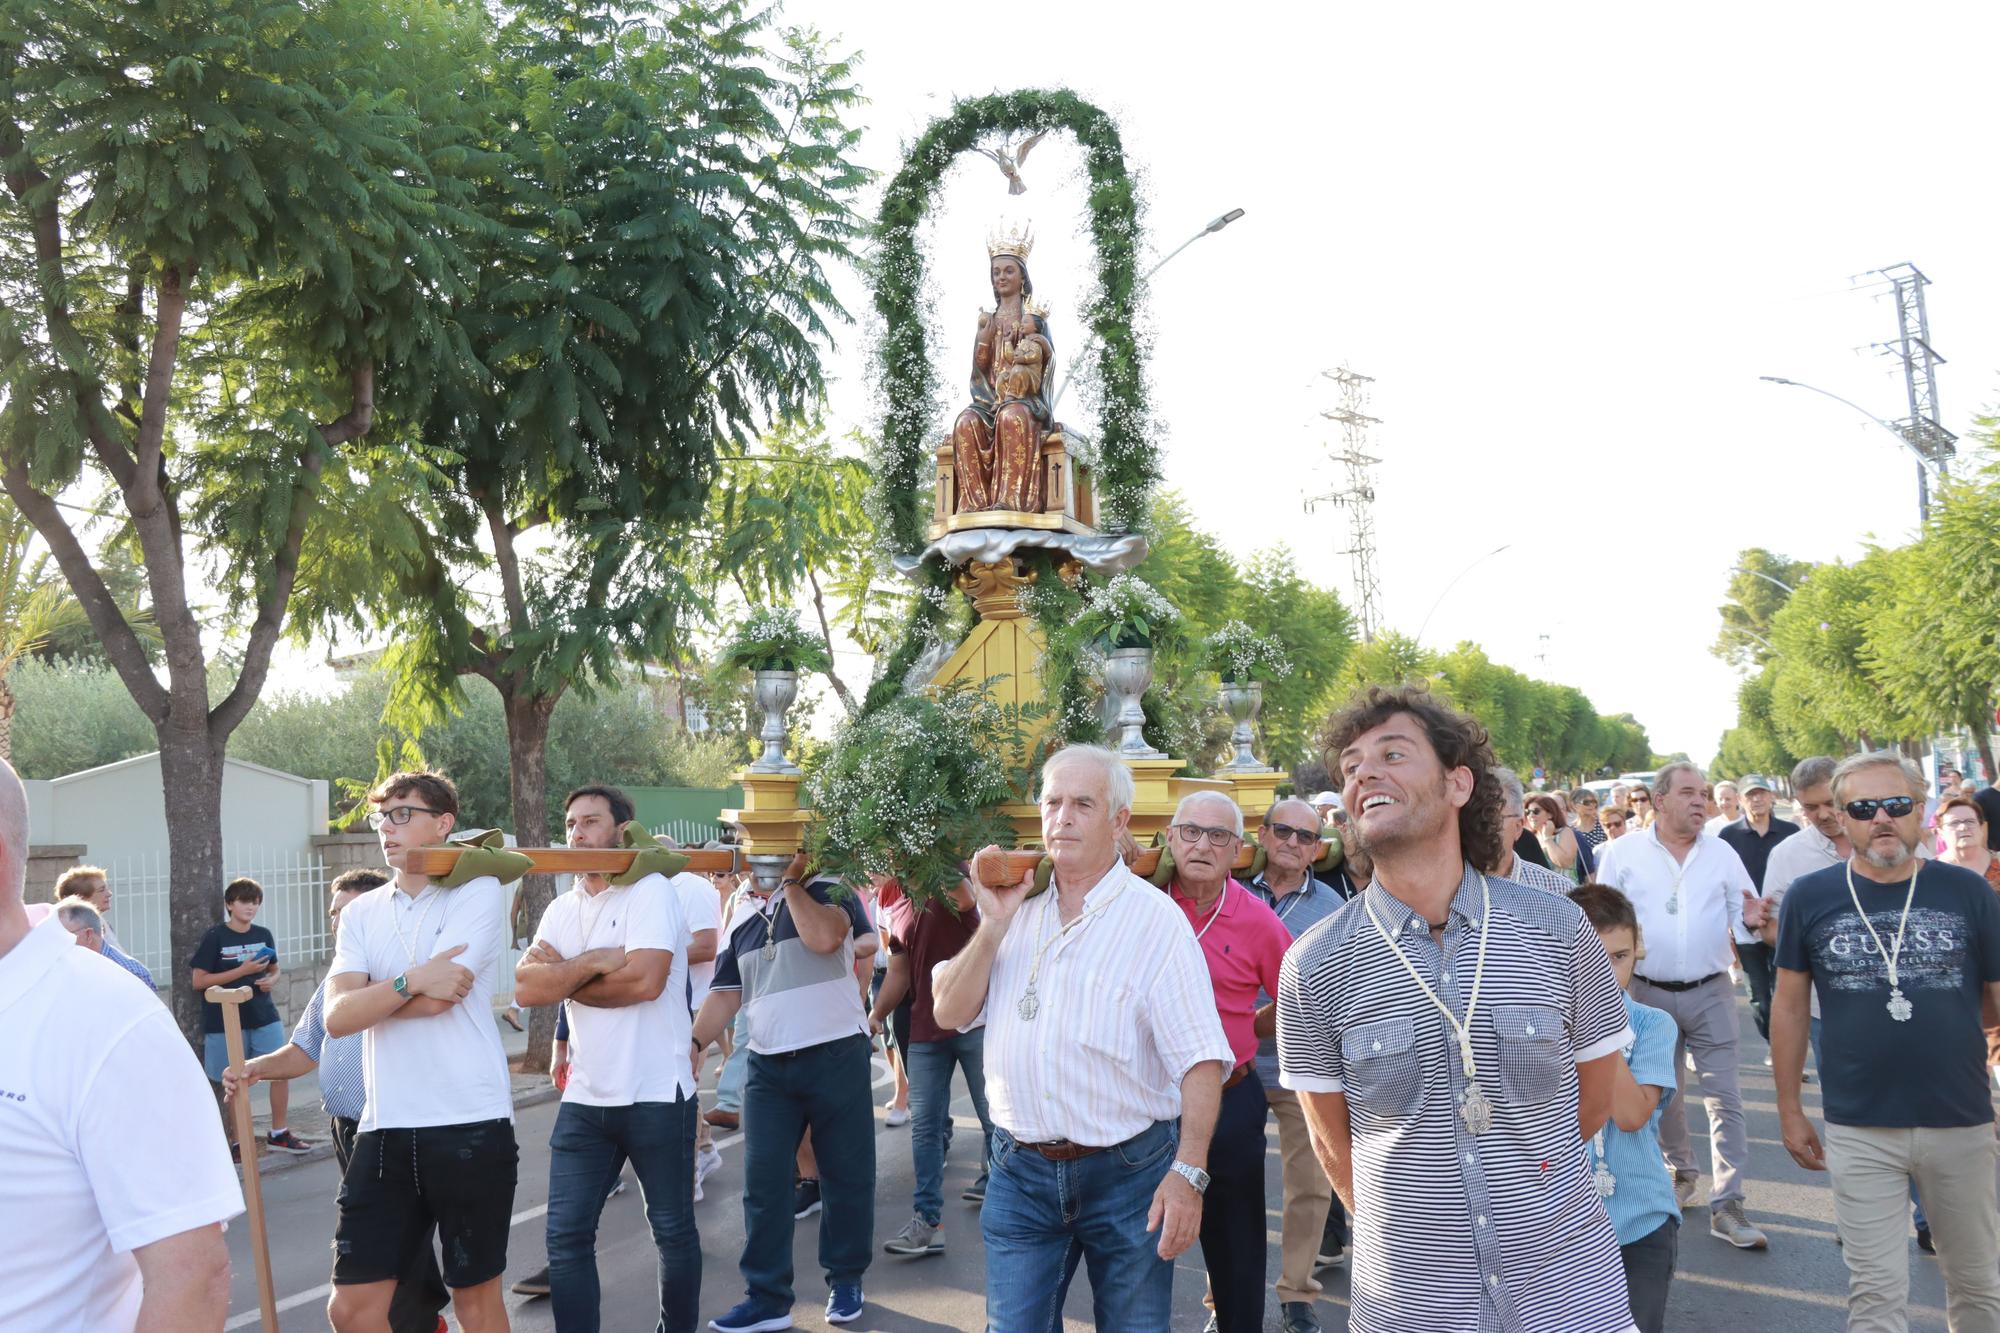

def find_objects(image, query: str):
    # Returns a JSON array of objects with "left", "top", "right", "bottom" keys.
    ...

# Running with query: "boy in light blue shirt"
[{"left": 1571, "top": 883, "right": 1682, "bottom": 1333}]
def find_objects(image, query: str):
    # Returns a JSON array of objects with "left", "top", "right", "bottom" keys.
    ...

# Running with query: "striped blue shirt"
[
  {"left": 290, "top": 980, "right": 365, "bottom": 1121},
  {"left": 1249, "top": 872, "right": 1346, "bottom": 1085},
  {"left": 1278, "top": 864, "right": 1636, "bottom": 1333},
  {"left": 100, "top": 940, "right": 156, "bottom": 990}
]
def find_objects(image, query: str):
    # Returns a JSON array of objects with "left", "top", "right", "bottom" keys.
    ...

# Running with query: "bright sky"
[{"left": 809, "top": 0, "right": 2000, "bottom": 767}]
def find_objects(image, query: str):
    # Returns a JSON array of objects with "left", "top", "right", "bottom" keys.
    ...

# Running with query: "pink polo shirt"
[{"left": 1169, "top": 878, "right": 1292, "bottom": 1071}]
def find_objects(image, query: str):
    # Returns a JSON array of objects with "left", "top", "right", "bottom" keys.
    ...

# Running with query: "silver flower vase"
[
  {"left": 1102, "top": 646, "right": 1165, "bottom": 759},
  {"left": 1216, "top": 680, "right": 1271, "bottom": 773},
  {"left": 750, "top": 669, "right": 801, "bottom": 773}
]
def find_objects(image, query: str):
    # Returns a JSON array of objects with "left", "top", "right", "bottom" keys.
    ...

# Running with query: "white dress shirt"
[
  {"left": 1592, "top": 827, "right": 1753, "bottom": 984},
  {"left": 973, "top": 860, "right": 1232, "bottom": 1146}
]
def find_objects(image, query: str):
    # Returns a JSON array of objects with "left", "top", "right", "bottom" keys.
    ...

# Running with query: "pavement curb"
[{"left": 242, "top": 1080, "right": 561, "bottom": 1178}]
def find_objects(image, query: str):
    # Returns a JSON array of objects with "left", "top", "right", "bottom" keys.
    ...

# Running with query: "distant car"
[{"left": 1579, "top": 779, "right": 1625, "bottom": 806}]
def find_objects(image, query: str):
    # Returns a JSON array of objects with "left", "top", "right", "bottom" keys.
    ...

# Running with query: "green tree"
[
  {"left": 1766, "top": 553, "right": 1917, "bottom": 750},
  {"left": 1712, "top": 670, "right": 1797, "bottom": 778},
  {"left": 1, "top": 0, "right": 478, "bottom": 1041},
  {"left": 1237, "top": 549, "right": 1355, "bottom": 771},
  {"left": 1339, "top": 630, "right": 1439, "bottom": 692},
  {"left": 697, "top": 420, "right": 900, "bottom": 713},
  {"left": 358, "top": 0, "right": 868, "bottom": 1067},
  {"left": 1865, "top": 443, "right": 2000, "bottom": 779},
  {"left": 1712, "top": 547, "right": 1811, "bottom": 670}
]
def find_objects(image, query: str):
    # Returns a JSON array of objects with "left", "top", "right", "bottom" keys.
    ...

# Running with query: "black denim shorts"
[{"left": 333, "top": 1118, "right": 518, "bottom": 1289}]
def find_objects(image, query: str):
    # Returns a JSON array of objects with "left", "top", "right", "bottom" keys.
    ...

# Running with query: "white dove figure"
[{"left": 974, "top": 131, "right": 1047, "bottom": 196}]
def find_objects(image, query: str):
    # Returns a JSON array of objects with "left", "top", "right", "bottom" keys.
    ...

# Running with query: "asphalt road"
[{"left": 223, "top": 1001, "right": 1991, "bottom": 1331}]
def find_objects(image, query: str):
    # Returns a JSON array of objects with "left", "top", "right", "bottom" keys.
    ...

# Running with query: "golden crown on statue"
[{"left": 986, "top": 219, "right": 1035, "bottom": 262}]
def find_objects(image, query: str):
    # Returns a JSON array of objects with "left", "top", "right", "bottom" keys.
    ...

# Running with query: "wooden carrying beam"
[
  {"left": 403, "top": 846, "right": 743, "bottom": 877},
  {"left": 207, "top": 985, "right": 278, "bottom": 1332},
  {"left": 974, "top": 842, "right": 1331, "bottom": 888}
]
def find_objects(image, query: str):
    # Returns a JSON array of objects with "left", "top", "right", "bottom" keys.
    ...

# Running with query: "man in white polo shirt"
[
  {"left": 515, "top": 783, "right": 700, "bottom": 1333},
  {"left": 1593, "top": 760, "right": 1769, "bottom": 1250},
  {"left": 0, "top": 755, "right": 241, "bottom": 1331},
  {"left": 325, "top": 770, "right": 517, "bottom": 1333},
  {"left": 933, "top": 744, "right": 1232, "bottom": 1332}
]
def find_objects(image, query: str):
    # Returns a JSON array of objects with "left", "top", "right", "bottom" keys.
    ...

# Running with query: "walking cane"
[{"left": 208, "top": 984, "right": 280, "bottom": 1333}]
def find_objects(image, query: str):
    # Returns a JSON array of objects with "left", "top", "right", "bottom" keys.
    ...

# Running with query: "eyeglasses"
[
  {"left": 1170, "top": 822, "right": 1240, "bottom": 848},
  {"left": 367, "top": 805, "right": 443, "bottom": 830},
  {"left": 1264, "top": 821, "right": 1322, "bottom": 845},
  {"left": 1843, "top": 796, "right": 1915, "bottom": 821},
  {"left": 1939, "top": 817, "right": 1981, "bottom": 833},
  {"left": 1629, "top": 793, "right": 1651, "bottom": 803}
]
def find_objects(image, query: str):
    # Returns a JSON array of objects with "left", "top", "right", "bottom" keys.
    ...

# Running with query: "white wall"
[{"left": 36, "top": 752, "right": 328, "bottom": 863}]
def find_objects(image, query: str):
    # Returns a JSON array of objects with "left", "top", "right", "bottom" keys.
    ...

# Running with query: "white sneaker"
[
  {"left": 885, "top": 1107, "right": 910, "bottom": 1127},
  {"left": 696, "top": 1144, "right": 724, "bottom": 1186}
]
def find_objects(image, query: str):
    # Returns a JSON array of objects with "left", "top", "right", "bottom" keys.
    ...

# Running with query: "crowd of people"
[{"left": 1, "top": 682, "right": 1998, "bottom": 1332}]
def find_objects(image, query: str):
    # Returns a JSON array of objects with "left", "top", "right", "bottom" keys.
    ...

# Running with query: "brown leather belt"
[
  {"left": 1222, "top": 1062, "right": 1253, "bottom": 1091},
  {"left": 1021, "top": 1138, "right": 1106, "bottom": 1161}
]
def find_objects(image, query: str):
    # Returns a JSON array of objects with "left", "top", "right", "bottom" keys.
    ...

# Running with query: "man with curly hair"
[{"left": 1277, "top": 685, "right": 1635, "bottom": 1333}]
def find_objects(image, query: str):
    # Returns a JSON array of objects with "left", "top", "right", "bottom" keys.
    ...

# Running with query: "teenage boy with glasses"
[{"left": 325, "top": 771, "right": 517, "bottom": 1333}]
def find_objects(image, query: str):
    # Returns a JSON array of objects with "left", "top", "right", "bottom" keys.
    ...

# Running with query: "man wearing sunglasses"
[
  {"left": 1771, "top": 752, "right": 2000, "bottom": 1329},
  {"left": 1244, "top": 799, "right": 1347, "bottom": 1329},
  {"left": 324, "top": 771, "right": 518, "bottom": 1333}
]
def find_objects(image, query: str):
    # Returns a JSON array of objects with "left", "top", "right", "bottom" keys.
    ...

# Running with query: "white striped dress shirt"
[
  {"left": 974, "top": 859, "right": 1233, "bottom": 1146},
  {"left": 1278, "top": 865, "right": 1636, "bottom": 1333}
]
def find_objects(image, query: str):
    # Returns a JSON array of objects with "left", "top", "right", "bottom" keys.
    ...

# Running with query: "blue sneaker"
[
  {"left": 825, "top": 1283, "right": 864, "bottom": 1325},
  {"left": 709, "top": 1298, "right": 793, "bottom": 1333}
]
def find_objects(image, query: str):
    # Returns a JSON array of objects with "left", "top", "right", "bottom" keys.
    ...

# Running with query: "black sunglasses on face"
[
  {"left": 1843, "top": 796, "right": 1915, "bottom": 821},
  {"left": 1265, "top": 821, "right": 1322, "bottom": 845},
  {"left": 1630, "top": 793, "right": 1651, "bottom": 802}
]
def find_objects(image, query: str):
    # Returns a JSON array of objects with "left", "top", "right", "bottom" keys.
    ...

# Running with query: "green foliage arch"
[{"left": 871, "top": 88, "right": 1155, "bottom": 553}]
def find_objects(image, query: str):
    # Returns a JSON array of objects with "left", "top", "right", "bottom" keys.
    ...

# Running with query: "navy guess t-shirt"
[{"left": 1775, "top": 859, "right": 2000, "bottom": 1128}]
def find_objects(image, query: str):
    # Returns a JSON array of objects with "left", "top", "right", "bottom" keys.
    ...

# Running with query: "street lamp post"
[
  {"left": 1415, "top": 543, "right": 1512, "bottom": 644},
  {"left": 1729, "top": 565, "right": 1797, "bottom": 596},
  {"left": 1048, "top": 208, "right": 1244, "bottom": 411},
  {"left": 1759, "top": 376, "right": 1944, "bottom": 523}
]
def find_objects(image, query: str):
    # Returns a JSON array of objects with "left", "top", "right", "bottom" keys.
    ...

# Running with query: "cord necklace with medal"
[
  {"left": 761, "top": 888, "right": 787, "bottom": 963},
  {"left": 391, "top": 882, "right": 445, "bottom": 966},
  {"left": 1365, "top": 873, "right": 1496, "bottom": 1134},
  {"left": 1844, "top": 856, "right": 1920, "bottom": 1022},
  {"left": 1652, "top": 836, "right": 1691, "bottom": 917},
  {"left": 1017, "top": 877, "right": 1132, "bottom": 1021},
  {"left": 1588, "top": 1128, "right": 1617, "bottom": 1196}
]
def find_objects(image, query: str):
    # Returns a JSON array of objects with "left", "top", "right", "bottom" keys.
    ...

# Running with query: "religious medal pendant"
[
  {"left": 1460, "top": 1082, "right": 1494, "bottom": 1135},
  {"left": 761, "top": 930, "right": 777, "bottom": 963},
  {"left": 1887, "top": 987, "right": 1913, "bottom": 1022},
  {"left": 1018, "top": 988, "right": 1040, "bottom": 1021},
  {"left": 1593, "top": 1163, "right": 1618, "bottom": 1197},
  {"left": 1664, "top": 892, "right": 1679, "bottom": 916}
]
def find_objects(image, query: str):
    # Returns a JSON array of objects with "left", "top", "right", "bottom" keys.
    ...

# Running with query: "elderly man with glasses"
[
  {"left": 1164, "top": 792, "right": 1295, "bottom": 1333},
  {"left": 1243, "top": 798, "right": 1349, "bottom": 1328}
]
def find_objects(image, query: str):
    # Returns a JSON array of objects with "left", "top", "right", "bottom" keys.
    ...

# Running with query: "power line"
[{"left": 1305, "top": 365, "right": 1383, "bottom": 642}]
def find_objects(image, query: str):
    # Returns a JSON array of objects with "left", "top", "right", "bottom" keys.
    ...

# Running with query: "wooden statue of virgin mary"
[{"left": 950, "top": 222, "right": 1054, "bottom": 514}]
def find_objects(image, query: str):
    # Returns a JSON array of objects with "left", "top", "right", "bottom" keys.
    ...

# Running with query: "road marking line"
[{"left": 227, "top": 1057, "right": 889, "bottom": 1326}]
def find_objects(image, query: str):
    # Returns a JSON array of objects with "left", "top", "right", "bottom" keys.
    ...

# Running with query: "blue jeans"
[
  {"left": 716, "top": 1011, "right": 749, "bottom": 1113},
  {"left": 906, "top": 1030, "right": 993, "bottom": 1224},
  {"left": 547, "top": 1097, "right": 700, "bottom": 1333},
  {"left": 741, "top": 1034, "right": 876, "bottom": 1307},
  {"left": 982, "top": 1119, "right": 1179, "bottom": 1332}
]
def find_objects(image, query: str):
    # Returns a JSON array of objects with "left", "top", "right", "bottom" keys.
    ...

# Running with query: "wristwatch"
[
  {"left": 1169, "top": 1161, "right": 1210, "bottom": 1195},
  {"left": 392, "top": 973, "right": 409, "bottom": 996}
]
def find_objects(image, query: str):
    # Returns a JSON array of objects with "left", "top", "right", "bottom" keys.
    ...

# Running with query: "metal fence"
[
  {"left": 649, "top": 819, "right": 728, "bottom": 847},
  {"left": 101, "top": 845, "right": 333, "bottom": 982}
]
